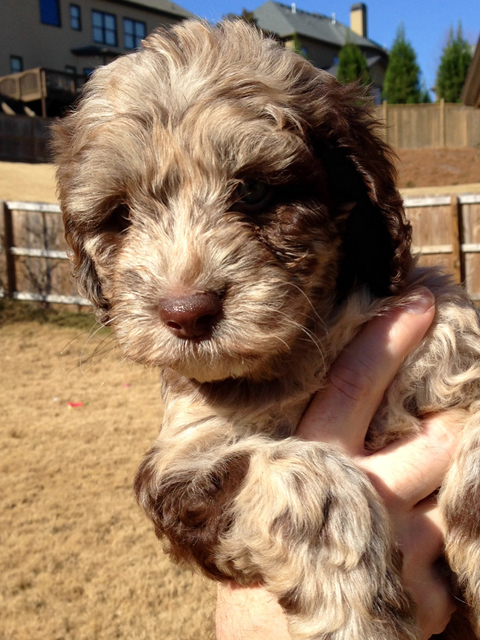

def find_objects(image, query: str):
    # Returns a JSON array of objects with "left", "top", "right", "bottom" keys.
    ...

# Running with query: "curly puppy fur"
[{"left": 54, "top": 20, "right": 480, "bottom": 640}]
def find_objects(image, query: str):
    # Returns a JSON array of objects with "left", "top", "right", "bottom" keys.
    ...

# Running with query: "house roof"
[
  {"left": 105, "top": 0, "right": 195, "bottom": 20},
  {"left": 253, "top": 1, "right": 386, "bottom": 55}
]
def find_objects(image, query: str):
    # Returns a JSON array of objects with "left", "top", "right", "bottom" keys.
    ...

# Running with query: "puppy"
[{"left": 54, "top": 20, "right": 480, "bottom": 640}]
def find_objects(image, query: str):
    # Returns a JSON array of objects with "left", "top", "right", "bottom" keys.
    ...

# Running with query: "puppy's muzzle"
[{"left": 159, "top": 292, "right": 222, "bottom": 339}]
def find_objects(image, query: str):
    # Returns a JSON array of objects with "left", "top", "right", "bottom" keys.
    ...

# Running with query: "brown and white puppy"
[{"left": 54, "top": 20, "right": 480, "bottom": 640}]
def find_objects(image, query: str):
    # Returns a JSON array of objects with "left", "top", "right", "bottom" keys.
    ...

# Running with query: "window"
[
  {"left": 39, "top": 0, "right": 61, "bottom": 26},
  {"left": 10, "top": 56, "right": 24, "bottom": 73},
  {"left": 70, "top": 4, "right": 81, "bottom": 30},
  {"left": 123, "top": 18, "right": 146, "bottom": 50},
  {"left": 92, "top": 11, "right": 117, "bottom": 46},
  {"left": 65, "top": 65, "right": 77, "bottom": 74}
]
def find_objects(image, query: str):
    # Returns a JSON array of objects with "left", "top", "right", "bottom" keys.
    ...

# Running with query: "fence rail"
[{"left": 2, "top": 195, "right": 480, "bottom": 307}]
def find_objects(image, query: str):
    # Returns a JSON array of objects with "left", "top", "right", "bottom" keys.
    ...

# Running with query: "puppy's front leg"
[
  {"left": 136, "top": 430, "right": 417, "bottom": 640},
  {"left": 441, "top": 410, "right": 480, "bottom": 635}
]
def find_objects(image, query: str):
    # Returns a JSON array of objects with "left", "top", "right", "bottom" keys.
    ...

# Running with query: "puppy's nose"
[{"left": 159, "top": 292, "right": 222, "bottom": 339}]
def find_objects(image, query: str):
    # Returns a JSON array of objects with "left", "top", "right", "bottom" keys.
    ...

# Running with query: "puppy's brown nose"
[{"left": 159, "top": 292, "right": 222, "bottom": 339}]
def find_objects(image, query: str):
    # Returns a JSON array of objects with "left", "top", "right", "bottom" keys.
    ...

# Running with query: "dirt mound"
[{"left": 396, "top": 148, "right": 480, "bottom": 190}]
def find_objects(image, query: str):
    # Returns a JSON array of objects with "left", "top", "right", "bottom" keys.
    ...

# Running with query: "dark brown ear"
[
  {"left": 52, "top": 113, "right": 111, "bottom": 322},
  {"left": 299, "top": 73, "right": 413, "bottom": 298}
]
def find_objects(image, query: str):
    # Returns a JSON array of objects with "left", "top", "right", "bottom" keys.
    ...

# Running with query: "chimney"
[{"left": 350, "top": 3, "right": 367, "bottom": 38}]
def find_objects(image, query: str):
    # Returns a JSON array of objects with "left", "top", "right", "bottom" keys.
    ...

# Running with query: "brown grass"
[
  {"left": 0, "top": 302, "right": 215, "bottom": 640},
  {"left": 0, "top": 162, "right": 57, "bottom": 203}
]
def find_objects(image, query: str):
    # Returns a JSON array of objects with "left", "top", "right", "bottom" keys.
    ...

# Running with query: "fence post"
[
  {"left": 450, "top": 194, "right": 465, "bottom": 285},
  {"left": 440, "top": 99, "right": 446, "bottom": 148},
  {"left": 382, "top": 100, "right": 388, "bottom": 144},
  {"left": 2, "top": 201, "right": 17, "bottom": 297}
]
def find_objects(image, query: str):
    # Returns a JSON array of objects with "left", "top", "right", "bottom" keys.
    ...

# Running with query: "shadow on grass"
[{"left": 0, "top": 298, "right": 109, "bottom": 334}]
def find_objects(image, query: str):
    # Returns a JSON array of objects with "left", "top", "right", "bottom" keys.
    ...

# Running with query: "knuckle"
[{"left": 329, "top": 360, "right": 375, "bottom": 403}]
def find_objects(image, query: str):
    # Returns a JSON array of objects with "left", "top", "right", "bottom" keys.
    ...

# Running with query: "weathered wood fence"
[
  {"left": 0, "top": 114, "right": 52, "bottom": 163},
  {"left": 375, "top": 101, "right": 480, "bottom": 149},
  {"left": 2, "top": 102, "right": 480, "bottom": 164},
  {"left": 2, "top": 195, "right": 480, "bottom": 306},
  {"left": 0, "top": 200, "right": 89, "bottom": 306}
]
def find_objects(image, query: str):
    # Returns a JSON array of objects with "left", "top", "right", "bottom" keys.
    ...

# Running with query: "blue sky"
[{"left": 178, "top": 0, "right": 479, "bottom": 97}]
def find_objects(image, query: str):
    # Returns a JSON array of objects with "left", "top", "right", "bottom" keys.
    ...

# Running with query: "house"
[
  {"left": 0, "top": 0, "right": 194, "bottom": 115},
  {"left": 462, "top": 36, "right": 480, "bottom": 108},
  {"left": 1, "top": 0, "right": 194, "bottom": 76},
  {"left": 252, "top": 2, "right": 388, "bottom": 102}
]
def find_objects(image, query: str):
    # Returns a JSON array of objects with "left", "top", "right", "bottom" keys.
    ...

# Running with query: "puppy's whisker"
[
  {"left": 279, "top": 281, "right": 329, "bottom": 334},
  {"left": 99, "top": 354, "right": 129, "bottom": 385},
  {"left": 79, "top": 320, "right": 112, "bottom": 364},
  {"left": 273, "top": 308, "right": 326, "bottom": 359}
]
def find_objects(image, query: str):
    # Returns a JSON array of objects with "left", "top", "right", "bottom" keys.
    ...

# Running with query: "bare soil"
[{"left": 396, "top": 148, "right": 480, "bottom": 190}]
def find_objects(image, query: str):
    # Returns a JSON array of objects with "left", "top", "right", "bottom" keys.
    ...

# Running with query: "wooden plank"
[
  {"left": 461, "top": 201, "right": 480, "bottom": 298},
  {"left": 450, "top": 195, "right": 463, "bottom": 284},
  {"left": 459, "top": 195, "right": 480, "bottom": 205},
  {"left": 403, "top": 196, "right": 451, "bottom": 208},
  {"left": 412, "top": 244, "right": 452, "bottom": 254},
  {"left": 13, "top": 291, "right": 91, "bottom": 306},
  {"left": 2, "top": 201, "right": 16, "bottom": 297},
  {"left": 10, "top": 247, "right": 69, "bottom": 259},
  {"left": 7, "top": 201, "right": 61, "bottom": 213},
  {"left": 440, "top": 99, "right": 446, "bottom": 147}
]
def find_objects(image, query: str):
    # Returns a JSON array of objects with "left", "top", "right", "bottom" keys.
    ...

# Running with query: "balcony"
[{"left": 0, "top": 68, "right": 86, "bottom": 117}]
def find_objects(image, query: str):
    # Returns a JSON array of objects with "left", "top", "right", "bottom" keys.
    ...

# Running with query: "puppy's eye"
[
  {"left": 234, "top": 181, "right": 272, "bottom": 211},
  {"left": 104, "top": 203, "right": 131, "bottom": 234}
]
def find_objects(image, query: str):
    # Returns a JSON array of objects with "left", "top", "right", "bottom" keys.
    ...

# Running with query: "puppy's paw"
[{"left": 218, "top": 439, "right": 418, "bottom": 640}]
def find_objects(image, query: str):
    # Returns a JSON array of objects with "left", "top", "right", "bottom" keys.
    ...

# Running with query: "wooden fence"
[
  {"left": 0, "top": 114, "right": 52, "bottom": 163},
  {"left": 375, "top": 101, "right": 480, "bottom": 149},
  {"left": 1, "top": 102, "right": 479, "bottom": 164},
  {"left": 0, "top": 200, "right": 89, "bottom": 306},
  {"left": 2, "top": 195, "right": 480, "bottom": 306}
]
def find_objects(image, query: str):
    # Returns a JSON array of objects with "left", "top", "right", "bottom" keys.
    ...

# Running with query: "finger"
[
  {"left": 360, "top": 411, "right": 463, "bottom": 508},
  {"left": 400, "top": 504, "right": 456, "bottom": 639},
  {"left": 297, "top": 287, "right": 435, "bottom": 456},
  {"left": 216, "top": 583, "right": 290, "bottom": 640}
]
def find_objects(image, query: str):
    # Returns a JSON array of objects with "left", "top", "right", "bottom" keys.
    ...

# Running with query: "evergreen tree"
[
  {"left": 337, "top": 41, "right": 371, "bottom": 86},
  {"left": 383, "top": 24, "right": 423, "bottom": 104},
  {"left": 224, "top": 9, "right": 258, "bottom": 26},
  {"left": 436, "top": 23, "right": 472, "bottom": 103}
]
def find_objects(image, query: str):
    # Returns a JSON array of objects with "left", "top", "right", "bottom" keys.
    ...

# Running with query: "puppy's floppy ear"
[
  {"left": 52, "top": 116, "right": 110, "bottom": 322},
  {"left": 299, "top": 72, "right": 413, "bottom": 298}
]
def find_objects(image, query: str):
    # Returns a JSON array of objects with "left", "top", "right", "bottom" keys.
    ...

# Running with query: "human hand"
[{"left": 217, "top": 288, "right": 459, "bottom": 640}]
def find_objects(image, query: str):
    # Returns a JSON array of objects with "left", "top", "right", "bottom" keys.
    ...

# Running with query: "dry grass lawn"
[{"left": 0, "top": 305, "right": 215, "bottom": 640}]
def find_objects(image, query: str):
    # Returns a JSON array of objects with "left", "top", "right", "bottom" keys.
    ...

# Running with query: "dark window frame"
[
  {"left": 92, "top": 10, "right": 117, "bottom": 46},
  {"left": 10, "top": 56, "right": 24, "bottom": 73},
  {"left": 70, "top": 4, "right": 81, "bottom": 30},
  {"left": 39, "top": 0, "right": 61, "bottom": 27},
  {"left": 123, "top": 17, "right": 146, "bottom": 50}
]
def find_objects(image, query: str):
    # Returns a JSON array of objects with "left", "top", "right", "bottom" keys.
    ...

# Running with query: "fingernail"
[{"left": 404, "top": 287, "right": 435, "bottom": 314}]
